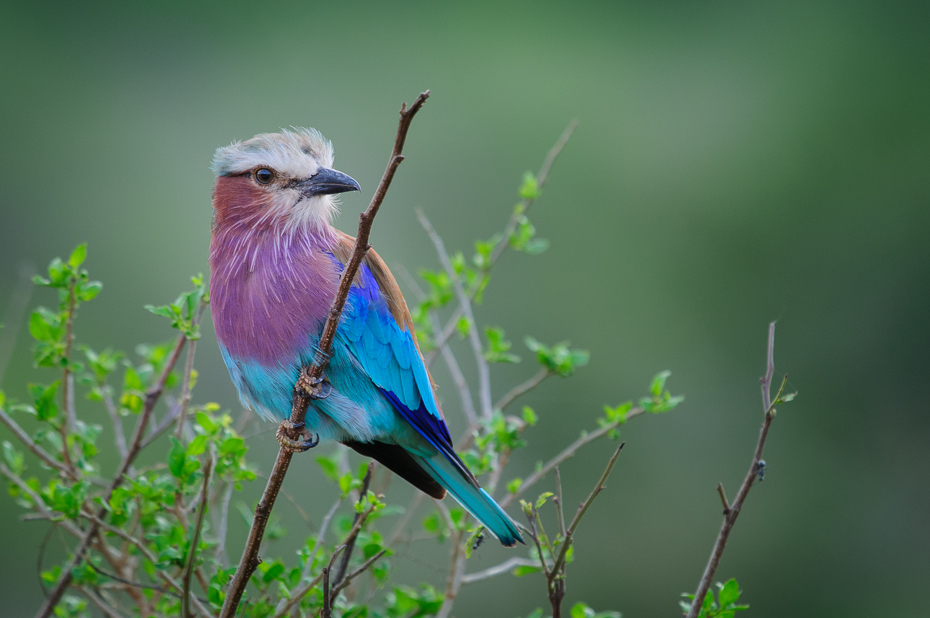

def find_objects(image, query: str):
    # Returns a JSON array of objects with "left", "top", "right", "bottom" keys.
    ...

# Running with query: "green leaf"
[
  {"left": 519, "top": 171, "right": 541, "bottom": 200},
  {"left": 535, "top": 492, "right": 555, "bottom": 509},
  {"left": 650, "top": 370, "right": 671, "bottom": 398},
  {"left": 507, "top": 478, "right": 523, "bottom": 494},
  {"left": 168, "top": 437, "right": 186, "bottom": 478},
  {"left": 77, "top": 281, "right": 102, "bottom": 302},
  {"left": 68, "top": 244, "right": 87, "bottom": 269},
  {"left": 522, "top": 238, "right": 550, "bottom": 254},
  {"left": 522, "top": 406, "right": 537, "bottom": 426},
  {"left": 456, "top": 316, "right": 471, "bottom": 338},
  {"left": 717, "top": 578, "right": 740, "bottom": 607},
  {"left": 512, "top": 565, "right": 542, "bottom": 577},
  {"left": 571, "top": 603, "right": 594, "bottom": 618},
  {"left": 315, "top": 452, "right": 341, "bottom": 482}
]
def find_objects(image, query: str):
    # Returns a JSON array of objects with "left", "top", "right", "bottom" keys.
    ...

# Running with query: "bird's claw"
[
  {"left": 295, "top": 370, "right": 332, "bottom": 400},
  {"left": 276, "top": 419, "right": 319, "bottom": 453}
]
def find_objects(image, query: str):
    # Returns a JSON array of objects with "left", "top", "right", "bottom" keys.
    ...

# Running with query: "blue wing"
[{"left": 332, "top": 252, "right": 474, "bottom": 480}]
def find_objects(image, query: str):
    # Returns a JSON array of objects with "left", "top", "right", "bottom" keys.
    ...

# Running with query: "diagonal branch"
[
  {"left": 182, "top": 456, "right": 212, "bottom": 618},
  {"left": 499, "top": 408, "right": 643, "bottom": 509},
  {"left": 548, "top": 443, "right": 624, "bottom": 579},
  {"left": 0, "top": 407, "right": 77, "bottom": 481},
  {"left": 495, "top": 368, "right": 550, "bottom": 412},
  {"left": 332, "top": 463, "right": 374, "bottom": 589},
  {"left": 461, "top": 557, "right": 544, "bottom": 585},
  {"left": 417, "top": 209, "right": 493, "bottom": 420},
  {"left": 685, "top": 322, "right": 786, "bottom": 618},
  {"left": 220, "top": 91, "right": 429, "bottom": 618}
]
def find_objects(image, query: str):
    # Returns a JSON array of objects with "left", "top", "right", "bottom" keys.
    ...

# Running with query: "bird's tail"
[{"left": 413, "top": 452, "right": 524, "bottom": 547}]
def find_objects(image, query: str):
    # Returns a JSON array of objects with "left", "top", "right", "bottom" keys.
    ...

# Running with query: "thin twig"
[
  {"left": 221, "top": 90, "right": 429, "bottom": 618},
  {"left": 102, "top": 392, "right": 129, "bottom": 459},
  {"left": 81, "top": 586, "right": 127, "bottom": 618},
  {"left": 554, "top": 467, "right": 566, "bottom": 539},
  {"left": 685, "top": 322, "right": 785, "bottom": 618},
  {"left": 495, "top": 369, "right": 550, "bottom": 412},
  {"left": 214, "top": 482, "right": 235, "bottom": 567},
  {"left": 500, "top": 409, "right": 643, "bottom": 509},
  {"left": 0, "top": 407, "right": 78, "bottom": 480},
  {"left": 417, "top": 209, "right": 493, "bottom": 420},
  {"left": 333, "top": 463, "right": 373, "bottom": 588},
  {"left": 435, "top": 526, "right": 467, "bottom": 618},
  {"left": 387, "top": 492, "right": 424, "bottom": 547},
  {"left": 432, "top": 312, "right": 478, "bottom": 425},
  {"left": 716, "top": 483, "right": 730, "bottom": 514},
  {"left": 273, "top": 497, "right": 343, "bottom": 618},
  {"left": 139, "top": 399, "right": 182, "bottom": 451},
  {"left": 0, "top": 463, "right": 82, "bottom": 538},
  {"left": 549, "top": 443, "right": 624, "bottom": 578},
  {"left": 330, "top": 549, "right": 387, "bottom": 600},
  {"left": 461, "top": 557, "right": 544, "bottom": 585},
  {"left": 35, "top": 333, "right": 189, "bottom": 618},
  {"left": 176, "top": 302, "right": 206, "bottom": 439},
  {"left": 182, "top": 457, "right": 212, "bottom": 618},
  {"left": 322, "top": 546, "right": 346, "bottom": 618},
  {"left": 426, "top": 121, "right": 578, "bottom": 363},
  {"left": 60, "top": 279, "right": 78, "bottom": 470}
]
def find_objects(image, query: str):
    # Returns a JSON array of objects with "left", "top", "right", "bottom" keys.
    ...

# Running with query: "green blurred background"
[{"left": 1, "top": 0, "right": 928, "bottom": 616}]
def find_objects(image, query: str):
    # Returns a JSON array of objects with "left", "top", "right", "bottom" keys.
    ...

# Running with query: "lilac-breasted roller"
[{"left": 209, "top": 128, "right": 523, "bottom": 546}]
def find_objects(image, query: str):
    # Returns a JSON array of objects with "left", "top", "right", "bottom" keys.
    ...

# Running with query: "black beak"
[{"left": 297, "top": 168, "right": 361, "bottom": 197}]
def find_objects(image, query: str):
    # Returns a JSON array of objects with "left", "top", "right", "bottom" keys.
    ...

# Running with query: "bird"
[{"left": 209, "top": 127, "right": 523, "bottom": 547}]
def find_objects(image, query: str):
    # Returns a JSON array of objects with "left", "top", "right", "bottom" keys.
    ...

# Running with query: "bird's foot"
[
  {"left": 295, "top": 368, "right": 332, "bottom": 400},
  {"left": 276, "top": 420, "right": 319, "bottom": 453}
]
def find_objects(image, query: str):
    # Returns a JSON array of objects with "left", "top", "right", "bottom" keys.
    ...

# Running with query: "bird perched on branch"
[{"left": 209, "top": 128, "right": 523, "bottom": 546}]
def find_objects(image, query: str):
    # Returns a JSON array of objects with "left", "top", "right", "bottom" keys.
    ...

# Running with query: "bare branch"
[
  {"left": 500, "top": 409, "right": 643, "bottom": 509},
  {"left": 549, "top": 443, "right": 624, "bottom": 579},
  {"left": 333, "top": 463, "right": 374, "bottom": 588},
  {"left": 495, "top": 368, "right": 550, "bottom": 412},
  {"left": 182, "top": 457, "right": 212, "bottom": 618},
  {"left": 221, "top": 91, "right": 429, "bottom": 618},
  {"left": 102, "top": 392, "right": 128, "bottom": 459},
  {"left": 0, "top": 407, "right": 77, "bottom": 481},
  {"left": 81, "top": 586, "right": 127, "bottom": 618},
  {"left": 716, "top": 483, "right": 730, "bottom": 514},
  {"left": 273, "top": 497, "right": 343, "bottom": 618},
  {"left": 330, "top": 549, "right": 387, "bottom": 601},
  {"left": 554, "top": 467, "right": 566, "bottom": 539},
  {"left": 0, "top": 463, "right": 82, "bottom": 538},
  {"left": 322, "top": 545, "right": 346, "bottom": 618},
  {"left": 175, "top": 301, "right": 207, "bottom": 439},
  {"left": 432, "top": 312, "right": 478, "bottom": 425},
  {"left": 461, "top": 557, "right": 543, "bottom": 585},
  {"left": 214, "top": 482, "right": 234, "bottom": 566},
  {"left": 59, "top": 279, "right": 77, "bottom": 472},
  {"left": 685, "top": 322, "right": 784, "bottom": 618},
  {"left": 417, "top": 209, "right": 493, "bottom": 420}
]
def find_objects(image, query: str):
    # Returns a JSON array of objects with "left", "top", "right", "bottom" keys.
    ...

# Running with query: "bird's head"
[{"left": 211, "top": 128, "right": 360, "bottom": 233}]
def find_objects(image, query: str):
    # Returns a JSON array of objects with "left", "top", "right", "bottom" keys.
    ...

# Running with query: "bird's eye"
[{"left": 254, "top": 168, "right": 275, "bottom": 185}]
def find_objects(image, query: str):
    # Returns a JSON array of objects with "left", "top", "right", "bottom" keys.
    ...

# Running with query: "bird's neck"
[{"left": 209, "top": 218, "right": 342, "bottom": 365}]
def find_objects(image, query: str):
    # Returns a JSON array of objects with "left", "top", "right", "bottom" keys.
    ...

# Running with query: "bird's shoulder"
[{"left": 331, "top": 230, "right": 418, "bottom": 338}]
